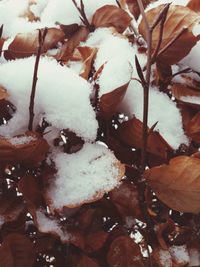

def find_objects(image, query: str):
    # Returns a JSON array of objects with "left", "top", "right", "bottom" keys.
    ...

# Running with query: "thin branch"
[
  {"left": 72, "top": 0, "right": 93, "bottom": 31},
  {"left": 28, "top": 28, "right": 48, "bottom": 131}
]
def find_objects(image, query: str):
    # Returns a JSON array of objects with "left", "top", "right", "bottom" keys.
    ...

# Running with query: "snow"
[
  {"left": 189, "top": 248, "right": 200, "bottom": 266},
  {"left": 159, "top": 249, "right": 172, "bottom": 267},
  {"left": 47, "top": 143, "right": 124, "bottom": 209},
  {"left": 145, "top": 0, "right": 190, "bottom": 11},
  {"left": 180, "top": 41, "right": 200, "bottom": 73},
  {"left": 181, "top": 96, "right": 200, "bottom": 105},
  {"left": 0, "top": 57, "right": 98, "bottom": 141},
  {"left": 9, "top": 135, "right": 36, "bottom": 145},
  {"left": 119, "top": 81, "right": 188, "bottom": 149},
  {"left": 98, "top": 57, "right": 133, "bottom": 96},
  {"left": 169, "top": 245, "right": 190, "bottom": 265},
  {"left": 192, "top": 23, "right": 200, "bottom": 37},
  {"left": 0, "top": 216, "right": 4, "bottom": 228},
  {"left": 36, "top": 210, "right": 70, "bottom": 242}
]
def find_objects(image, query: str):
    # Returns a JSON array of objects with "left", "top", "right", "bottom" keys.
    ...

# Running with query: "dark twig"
[
  {"left": 72, "top": 0, "right": 93, "bottom": 31},
  {"left": 28, "top": 28, "right": 48, "bottom": 131}
]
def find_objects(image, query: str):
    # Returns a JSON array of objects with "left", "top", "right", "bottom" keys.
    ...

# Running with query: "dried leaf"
[
  {"left": 187, "top": 0, "right": 200, "bottom": 13},
  {"left": 57, "top": 26, "right": 89, "bottom": 63},
  {"left": 0, "top": 191, "right": 25, "bottom": 224},
  {"left": 100, "top": 82, "right": 130, "bottom": 119},
  {"left": 171, "top": 83, "right": 200, "bottom": 108},
  {"left": 77, "top": 255, "right": 100, "bottom": 267},
  {"left": 109, "top": 181, "right": 142, "bottom": 220},
  {"left": 0, "top": 85, "right": 9, "bottom": 100},
  {"left": 118, "top": 117, "right": 172, "bottom": 159},
  {"left": 139, "top": 5, "right": 200, "bottom": 65},
  {"left": 20, "top": 0, "right": 39, "bottom": 22},
  {"left": 107, "top": 236, "right": 145, "bottom": 267},
  {"left": 92, "top": 5, "right": 131, "bottom": 33},
  {"left": 72, "top": 46, "right": 97, "bottom": 80},
  {"left": 0, "top": 131, "right": 49, "bottom": 165},
  {"left": 145, "top": 156, "right": 200, "bottom": 213},
  {"left": 0, "top": 233, "right": 36, "bottom": 267},
  {"left": 186, "top": 111, "right": 200, "bottom": 142},
  {"left": 4, "top": 28, "right": 65, "bottom": 60},
  {"left": 59, "top": 23, "right": 80, "bottom": 38},
  {"left": 0, "top": 38, "right": 5, "bottom": 57},
  {"left": 84, "top": 231, "right": 109, "bottom": 253}
]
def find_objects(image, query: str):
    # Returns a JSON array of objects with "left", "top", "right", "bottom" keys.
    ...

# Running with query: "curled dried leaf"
[
  {"left": 118, "top": 117, "right": 172, "bottom": 159},
  {"left": 145, "top": 156, "right": 200, "bottom": 213},
  {"left": 77, "top": 255, "right": 100, "bottom": 267},
  {"left": 139, "top": 5, "right": 200, "bottom": 65},
  {"left": 4, "top": 28, "right": 65, "bottom": 60},
  {"left": 0, "top": 131, "right": 49, "bottom": 165},
  {"left": 92, "top": 5, "right": 132, "bottom": 33},
  {"left": 99, "top": 82, "right": 130, "bottom": 119},
  {"left": 20, "top": 0, "right": 39, "bottom": 22}
]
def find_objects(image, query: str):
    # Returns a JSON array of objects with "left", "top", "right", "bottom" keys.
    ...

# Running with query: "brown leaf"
[
  {"left": 0, "top": 85, "right": 9, "bottom": 100},
  {"left": 118, "top": 117, "right": 173, "bottom": 159},
  {"left": 57, "top": 26, "right": 89, "bottom": 63},
  {"left": 18, "top": 174, "right": 44, "bottom": 218},
  {"left": 107, "top": 236, "right": 145, "bottom": 267},
  {"left": 186, "top": 111, "right": 200, "bottom": 142},
  {"left": 99, "top": 82, "right": 130, "bottom": 119},
  {"left": 171, "top": 83, "right": 200, "bottom": 108},
  {"left": 20, "top": 0, "right": 39, "bottom": 22},
  {"left": 77, "top": 255, "right": 100, "bottom": 267},
  {"left": 187, "top": 0, "right": 200, "bottom": 13},
  {"left": 109, "top": 180, "right": 142, "bottom": 220},
  {"left": 145, "top": 156, "right": 200, "bottom": 213},
  {"left": 0, "top": 131, "right": 49, "bottom": 165},
  {"left": 139, "top": 5, "right": 200, "bottom": 65},
  {"left": 92, "top": 5, "right": 131, "bottom": 33},
  {"left": 0, "top": 38, "right": 5, "bottom": 57},
  {"left": 84, "top": 231, "right": 109, "bottom": 253},
  {"left": 4, "top": 28, "right": 65, "bottom": 60},
  {"left": 59, "top": 23, "right": 80, "bottom": 38},
  {"left": 0, "top": 233, "right": 36, "bottom": 267},
  {"left": 71, "top": 46, "right": 97, "bottom": 80},
  {"left": 0, "top": 191, "right": 25, "bottom": 225}
]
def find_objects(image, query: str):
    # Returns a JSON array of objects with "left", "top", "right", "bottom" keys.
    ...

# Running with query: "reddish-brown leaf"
[
  {"left": 187, "top": 0, "right": 200, "bottom": 13},
  {"left": 57, "top": 26, "right": 89, "bottom": 63},
  {"left": 4, "top": 28, "right": 65, "bottom": 60},
  {"left": 0, "top": 85, "right": 8, "bottom": 100},
  {"left": 100, "top": 82, "right": 130, "bottom": 119},
  {"left": 77, "top": 255, "right": 100, "bottom": 267},
  {"left": 109, "top": 181, "right": 142, "bottom": 220},
  {"left": 118, "top": 117, "right": 172, "bottom": 159},
  {"left": 186, "top": 111, "right": 200, "bottom": 142},
  {"left": 0, "top": 233, "right": 36, "bottom": 267},
  {"left": 145, "top": 156, "right": 200, "bottom": 213},
  {"left": 171, "top": 83, "right": 200, "bottom": 108},
  {"left": 20, "top": 0, "right": 39, "bottom": 22},
  {"left": 107, "top": 236, "right": 145, "bottom": 267},
  {"left": 92, "top": 5, "right": 131, "bottom": 33},
  {"left": 0, "top": 131, "right": 49, "bottom": 165},
  {"left": 84, "top": 231, "right": 109, "bottom": 253},
  {"left": 139, "top": 5, "right": 200, "bottom": 65}
]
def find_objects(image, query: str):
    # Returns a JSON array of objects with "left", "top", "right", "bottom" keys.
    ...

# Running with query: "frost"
[
  {"left": 169, "top": 245, "right": 190, "bottom": 264},
  {"left": 9, "top": 135, "right": 36, "bottom": 145},
  {"left": 159, "top": 250, "right": 172, "bottom": 267}
]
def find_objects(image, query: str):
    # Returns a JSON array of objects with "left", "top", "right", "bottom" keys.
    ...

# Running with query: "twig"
[
  {"left": 28, "top": 28, "right": 48, "bottom": 131},
  {"left": 72, "top": 0, "right": 93, "bottom": 31}
]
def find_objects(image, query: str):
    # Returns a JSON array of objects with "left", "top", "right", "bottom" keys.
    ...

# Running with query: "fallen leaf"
[
  {"left": 77, "top": 255, "right": 100, "bottom": 267},
  {"left": 20, "top": 0, "right": 39, "bottom": 22},
  {"left": 4, "top": 28, "right": 65, "bottom": 60},
  {"left": 0, "top": 233, "right": 36, "bottom": 267},
  {"left": 0, "top": 131, "right": 49, "bottom": 165},
  {"left": 84, "top": 231, "right": 109, "bottom": 253},
  {"left": 99, "top": 82, "right": 130, "bottom": 119},
  {"left": 118, "top": 117, "right": 172, "bottom": 159},
  {"left": 92, "top": 5, "right": 131, "bottom": 33},
  {"left": 139, "top": 5, "right": 200, "bottom": 65},
  {"left": 107, "top": 236, "right": 145, "bottom": 267},
  {"left": 145, "top": 156, "right": 200, "bottom": 213}
]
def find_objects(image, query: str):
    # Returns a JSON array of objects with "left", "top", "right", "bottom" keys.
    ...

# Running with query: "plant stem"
[{"left": 28, "top": 28, "right": 47, "bottom": 131}]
